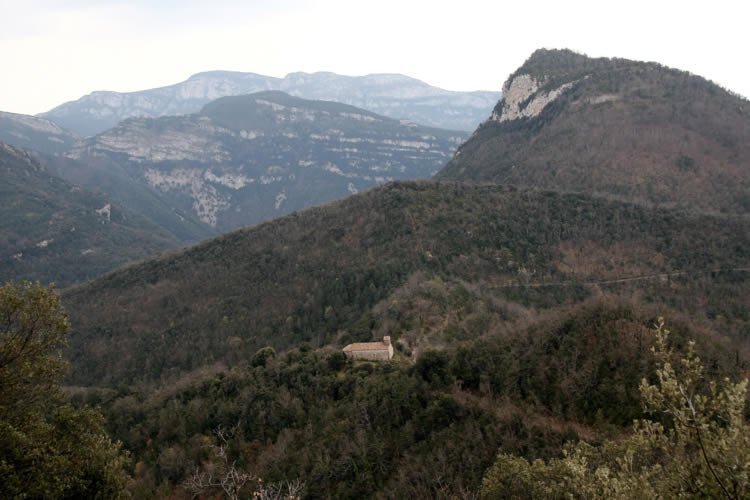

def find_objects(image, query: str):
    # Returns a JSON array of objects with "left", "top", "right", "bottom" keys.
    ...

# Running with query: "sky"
[{"left": 1, "top": 0, "right": 748, "bottom": 115}]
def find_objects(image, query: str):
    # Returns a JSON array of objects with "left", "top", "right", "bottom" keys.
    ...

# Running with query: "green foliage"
[
  {"left": 480, "top": 319, "right": 750, "bottom": 499},
  {"left": 0, "top": 281, "right": 130, "bottom": 498},
  {"left": 0, "top": 406, "right": 130, "bottom": 499},
  {"left": 251, "top": 346, "right": 276, "bottom": 368},
  {"left": 637, "top": 319, "right": 750, "bottom": 497},
  {"left": 414, "top": 350, "right": 451, "bottom": 387},
  {"left": 326, "top": 350, "right": 348, "bottom": 371},
  {"left": 0, "top": 281, "right": 69, "bottom": 423},
  {"left": 676, "top": 154, "right": 697, "bottom": 172}
]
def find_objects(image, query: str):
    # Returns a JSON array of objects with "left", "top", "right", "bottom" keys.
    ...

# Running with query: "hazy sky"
[{"left": 1, "top": 0, "right": 748, "bottom": 115}]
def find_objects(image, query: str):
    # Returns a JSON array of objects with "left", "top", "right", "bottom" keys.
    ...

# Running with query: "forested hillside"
[
  {"left": 5, "top": 46, "right": 748, "bottom": 499},
  {"left": 437, "top": 49, "right": 750, "bottom": 214},
  {"left": 63, "top": 181, "right": 750, "bottom": 386},
  {"left": 0, "top": 143, "right": 181, "bottom": 286},
  {"left": 69, "top": 302, "right": 746, "bottom": 498}
]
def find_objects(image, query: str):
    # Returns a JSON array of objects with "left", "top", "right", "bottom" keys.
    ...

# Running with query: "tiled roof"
[{"left": 343, "top": 342, "right": 389, "bottom": 352}]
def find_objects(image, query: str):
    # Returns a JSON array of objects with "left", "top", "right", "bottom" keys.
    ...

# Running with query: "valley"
[{"left": 0, "top": 91, "right": 469, "bottom": 285}]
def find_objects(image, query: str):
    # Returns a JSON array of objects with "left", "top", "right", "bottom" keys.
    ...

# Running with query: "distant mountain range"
[
  {"left": 40, "top": 71, "right": 500, "bottom": 136},
  {"left": 0, "top": 142, "right": 180, "bottom": 286},
  {"left": 0, "top": 90, "right": 468, "bottom": 286},
  {"left": 67, "top": 91, "right": 467, "bottom": 233},
  {"left": 436, "top": 49, "right": 750, "bottom": 214}
]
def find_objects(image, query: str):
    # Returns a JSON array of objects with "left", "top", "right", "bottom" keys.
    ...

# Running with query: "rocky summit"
[{"left": 436, "top": 49, "right": 750, "bottom": 214}]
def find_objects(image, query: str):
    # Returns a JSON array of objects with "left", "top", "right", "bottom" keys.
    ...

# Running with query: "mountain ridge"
[
  {"left": 41, "top": 70, "right": 499, "bottom": 136},
  {"left": 42, "top": 48, "right": 750, "bottom": 499},
  {"left": 0, "top": 110, "right": 79, "bottom": 155},
  {"left": 436, "top": 49, "right": 750, "bottom": 215},
  {"left": 67, "top": 91, "right": 467, "bottom": 233}
]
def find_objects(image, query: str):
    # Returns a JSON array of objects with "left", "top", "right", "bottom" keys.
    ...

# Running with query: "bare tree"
[
  {"left": 184, "top": 423, "right": 255, "bottom": 500},
  {"left": 256, "top": 479, "right": 305, "bottom": 500},
  {"left": 184, "top": 423, "right": 304, "bottom": 500}
]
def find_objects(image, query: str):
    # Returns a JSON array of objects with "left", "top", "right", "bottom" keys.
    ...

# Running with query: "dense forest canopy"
[{"left": 62, "top": 181, "right": 750, "bottom": 387}]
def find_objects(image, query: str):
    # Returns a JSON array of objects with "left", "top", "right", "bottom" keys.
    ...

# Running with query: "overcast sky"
[{"left": 1, "top": 0, "right": 748, "bottom": 115}]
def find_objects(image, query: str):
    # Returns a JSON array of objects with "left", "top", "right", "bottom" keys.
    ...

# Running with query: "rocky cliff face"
[
  {"left": 437, "top": 49, "right": 750, "bottom": 215},
  {"left": 41, "top": 71, "right": 499, "bottom": 136},
  {"left": 70, "top": 91, "right": 467, "bottom": 232}
]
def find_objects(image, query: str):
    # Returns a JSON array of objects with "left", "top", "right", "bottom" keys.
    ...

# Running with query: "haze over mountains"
[
  {"left": 41, "top": 70, "right": 500, "bottom": 136},
  {"left": 0, "top": 87, "right": 469, "bottom": 284}
]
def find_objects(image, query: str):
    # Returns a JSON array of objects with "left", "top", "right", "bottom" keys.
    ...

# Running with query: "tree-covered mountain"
[
  {"left": 67, "top": 91, "right": 467, "bottom": 233},
  {"left": 436, "top": 49, "right": 750, "bottom": 214},
  {"left": 62, "top": 181, "right": 750, "bottom": 386},
  {"left": 0, "top": 142, "right": 181, "bottom": 287},
  {"left": 0, "top": 110, "right": 79, "bottom": 155},
  {"left": 41, "top": 71, "right": 499, "bottom": 136}
]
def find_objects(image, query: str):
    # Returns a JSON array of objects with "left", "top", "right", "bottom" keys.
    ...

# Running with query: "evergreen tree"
[{"left": 0, "top": 281, "right": 130, "bottom": 499}]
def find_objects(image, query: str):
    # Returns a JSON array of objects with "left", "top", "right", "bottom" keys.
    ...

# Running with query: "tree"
[
  {"left": 184, "top": 423, "right": 304, "bottom": 500},
  {"left": 0, "top": 281, "right": 130, "bottom": 498},
  {"left": 0, "top": 281, "right": 68, "bottom": 423},
  {"left": 251, "top": 346, "right": 277, "bottom": 368},
  {"left": 481, "top": 318, "right": 750, "bottom": 499}
]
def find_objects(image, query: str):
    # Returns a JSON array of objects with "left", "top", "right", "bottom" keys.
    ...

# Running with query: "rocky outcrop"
[{"left": 491, "top": 74, "right": 577, "bottom": 122}]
